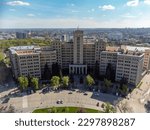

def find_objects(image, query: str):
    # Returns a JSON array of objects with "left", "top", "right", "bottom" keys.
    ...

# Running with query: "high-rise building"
[
  {"left": 9, "top": 30, "right": 107, "bottom": 78},
  {"left": 116, "top": 52, "right": 144, "bottom": 85},
  {"left": 16, "top": 32, "right": 28, "bottom": 39},
  {"left": 100, "top": 51, "right": 119, "bottom": 76},
  {"left": 9, "top": 46, "right": 41, "bottom": 78},
  {"left": 9, "top": 30, "right": 145, "bottom": 85}
]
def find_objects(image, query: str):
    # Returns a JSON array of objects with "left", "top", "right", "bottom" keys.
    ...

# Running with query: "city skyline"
[{"left": 0, "top": 0, "right": 150, "bottom": 28}]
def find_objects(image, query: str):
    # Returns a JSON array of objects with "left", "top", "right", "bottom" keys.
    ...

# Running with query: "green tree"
[
  {"left": 50, "top": 76, "right": 60, "bottom": 90},
  {"left": 86, "top": 75, "right": 95, "bottom": 87},
  {"left": 120, "top": 84, "right": 128, "bottom": 96},
  {"left": 31, "top": 77, "right": 39, "bottom": 91},
  {"left": 102, "top": 103, "right": 116, "bottom": 113},
  {"left": 62, "top": 76, "right": 69, "bottom": 88},
  {"left": 0, "top": 52, "right": 4, "bottom": 62},
  {"left": 18, "top": 76, "right": 28, "bottom": 91},
  {"left": 104, "top": 78, "right": 112, "bottom": 92}
]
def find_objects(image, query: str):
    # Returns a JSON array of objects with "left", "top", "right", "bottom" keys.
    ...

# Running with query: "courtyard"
[{"left": 0, "top": 73, "right": 150, "bottom": 113}]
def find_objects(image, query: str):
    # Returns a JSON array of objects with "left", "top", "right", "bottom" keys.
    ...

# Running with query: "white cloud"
[
  {"left": 126, "top": 0, "right": 139, "bottom": 7},
  {"left": 6, "top": 1, "right": 30, "bottom": 6},
  {"left": 27, "top": 14, "right": 35, "bottom": 17},
  {"left": 144, "top": 0, "right": 150, "bottom": 5},
  {"left": 99, "top": 5, "right": 115, "bottom": 11},
  {"left": 121, "top": 13, "right": 137, "bottom": 18}
]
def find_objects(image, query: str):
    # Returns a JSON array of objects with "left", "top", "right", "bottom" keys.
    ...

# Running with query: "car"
[
  {"left": 56, "top": 100, "right": 63, "bottom": 104},
  {"left": 83, "top": 93, "right": 88, "bottom": 96},
  {"left": 56, "top": 100, "right": 60, "bottom": 104},
  {"left": 68, "top": 92, "right": 73, "bottom": 94},
  {"left": 60, "top": 100, "right": 63, "bottom": 104}
]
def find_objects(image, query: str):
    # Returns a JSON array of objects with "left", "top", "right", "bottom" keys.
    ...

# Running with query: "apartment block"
[
  {"left": 100, "top": 51, "right": 119, "bottom": 75},
  {"left": 62, "top": 42, "right": 73, "bottom": 69},
  {"left": 40, "top": 46, "right": 57, "bottom": 73},
  {"left": 9, "top": 46, "right": 41, "bottom": 79},
  {"left": 143, "top": 49, "right": 150, "bottom": 70},
  {"left": 116, "top": 52, "right": 144, "bottom": 85}
]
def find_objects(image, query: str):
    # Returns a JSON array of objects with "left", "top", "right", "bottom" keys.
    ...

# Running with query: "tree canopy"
[
  {"left": 0, "top": 52, "right": 4, "bottom": 62},
  {"left": 62, "top": 76, "right": 69, "bottom": 88},
  {"left": 102, "top": 102, "right": 116, "bottom": 113},
  {"left": 31, "top": 77, "right": 39, "bottom": 91},
  {"left": 86, "top": 74, "right": 95, "bottom": 87},
  {"left": 18, "top": 76, "right": 28, "bottom": 91},
  {"left": 50, "top": 76, "right": 60, "bottom": 90}
]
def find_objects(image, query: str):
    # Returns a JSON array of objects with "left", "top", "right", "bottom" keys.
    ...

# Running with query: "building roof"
[
  {"left": 122, "top": 45, "right": 150, "bottom": 52},
  {"left": 9, "top": 46, "right": 40, "bottom": 54}
]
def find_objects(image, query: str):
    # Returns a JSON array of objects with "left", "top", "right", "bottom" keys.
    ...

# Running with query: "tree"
[
  {"left": 62, "top": 76, "right": 69, "bottom": 88},
  {"left": 120, "top": 84, "right": 128, "bottom": 97},
  {"left": 0, "top": 52, "right": 4, "bottom": 62},
  {"left": 104, "top": 78, "right": 112, "bottom": 92},
  {"left": 86, "top": 75, "right": 95, "bottom": 88},
  {"left": 50, "top": 76, "right": 60, "bottom": 90},
  {"left": 120, "top": 77, "right": 127, "bottom": 88},
  {"left": 31, "top": 77, "right": 39, "bottom": 91},
  {"left": 18, "top": 76, "right": 28, "bottom": 92},
  {"left": 102, "top": 102, "right": 116, "bottom": 113}
]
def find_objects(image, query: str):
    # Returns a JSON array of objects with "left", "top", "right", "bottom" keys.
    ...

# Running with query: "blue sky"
[{"left": 0, "top": 0, "right": 150, "bottom": 28}]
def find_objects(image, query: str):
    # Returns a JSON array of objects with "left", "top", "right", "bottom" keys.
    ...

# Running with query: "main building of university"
[{"left": 9, "top": 30, "right": 150, "bottom": 85}]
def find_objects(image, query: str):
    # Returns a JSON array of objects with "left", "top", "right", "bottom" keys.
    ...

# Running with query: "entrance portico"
[{"left": 69, "top": 64, "right": 87, "bottom": 75}]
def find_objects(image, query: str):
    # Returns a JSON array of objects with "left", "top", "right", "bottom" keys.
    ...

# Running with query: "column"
[
  {"left": 73, "top": 67, "right": 74, "bottom": 74},
  {"left": 69, "top": 66, "right": 71, "bottom": 74},
  {"left": 82, "top": 67, "right": 84, "bottom": 74},
  {"left": 85, "top": 67, "right": 87, "bottom": 74},
  {"left": 79, "top": 66, "right": 81, "bottom": 74},
  {"left": 74, "top": 67, "right": 76, "bottom": 74}
]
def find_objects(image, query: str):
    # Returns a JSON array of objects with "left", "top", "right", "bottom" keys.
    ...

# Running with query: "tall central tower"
[{"left": 73, "top": 30, "right": 83, "bottom": 64}]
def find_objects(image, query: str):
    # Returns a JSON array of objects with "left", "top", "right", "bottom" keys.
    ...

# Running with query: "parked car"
[
  {"left": 68, "top": 92, "right": 73, "bottom": 94},
  {"left": 56, "top": 100, "right": 63, "bottom": 104},
  {"left": 83, "top": 93, "right": 88, "bottom": 96}
]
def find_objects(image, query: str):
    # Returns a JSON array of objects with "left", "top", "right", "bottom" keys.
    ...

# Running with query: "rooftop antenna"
[{"left": 77, "top": 25, "right": 79, "bottom": 30}]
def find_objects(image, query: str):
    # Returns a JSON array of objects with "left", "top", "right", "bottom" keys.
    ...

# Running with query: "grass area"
[
  {"left": 136, "top": 82, "right": 143, "bottom": 88},
  {"left": 33, "top": 106, "right": 100, "bottom": 113}
]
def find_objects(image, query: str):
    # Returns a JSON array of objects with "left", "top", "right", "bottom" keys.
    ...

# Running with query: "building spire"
[{"left": 77, "top": 25, "right": 79, "bottom": 30}]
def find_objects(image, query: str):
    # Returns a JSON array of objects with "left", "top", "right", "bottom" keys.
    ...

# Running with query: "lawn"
[{"left": 33, "top": 106, "right": 100, "bottom": 113}]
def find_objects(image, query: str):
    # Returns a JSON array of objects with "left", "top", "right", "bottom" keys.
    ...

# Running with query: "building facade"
[
  {"left": 100, "top": 51, "right": 119, "bottom": 76},
  {"left": 9, "top": 30, "right": 146, "bottom": 85},
  {"left": 116, "top": 52, "right": 144, "bottom": 85},
  {"left": 9, "top": 30, "right": 106, "bottom": 79},
  {"left": 143, "top": 49, "right": 150, "bottom": 71},
  {"left": 9, "top": 46, "right": 41, "bottom": 78}
]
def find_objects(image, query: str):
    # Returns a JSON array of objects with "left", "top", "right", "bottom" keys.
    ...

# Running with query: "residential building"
[
  {"left": 9, "top": 46, "right": 41, "bottom": 78},
  {"left": 100, "top": 51, "right": 119, "bottom": 75},
  {"left": 116, "top": 52, "right": 144, "bottom": 85}
]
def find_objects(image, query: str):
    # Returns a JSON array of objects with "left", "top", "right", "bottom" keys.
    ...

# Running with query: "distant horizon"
[
  {"left": 1, "top": 0, "right": 150, "bottom": 28},
  {"left": 1, "top": 27, "right": 150, "bottom": 30}
]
